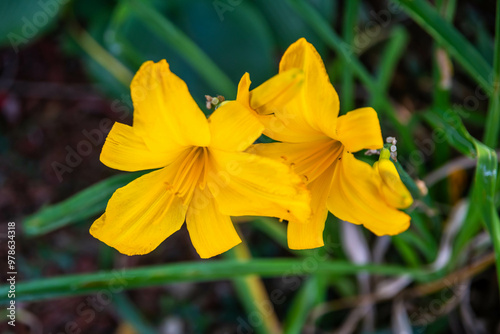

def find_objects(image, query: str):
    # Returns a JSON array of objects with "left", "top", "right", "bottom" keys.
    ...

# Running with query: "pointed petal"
[
  {"left": 327, "top": 152, "right": 410, "bottom": 236},
  {"left": 336, "top": 107, "right": 383, "bottom": 152},
  {"left": 131, "top": 60, "right": 210, "bottom": 150},
  {"left": 279, "top": 38, "right": 340, "bottom": 139},
  {"left": 208, "top": 101, "right": 264, "bottom": 152},
  {"left": 101, "top": 122, "right": 183, "bottom": 171},
  {"left": 288, "top": 165, "right": 335, "bottom": 249},
  {"left": 90, "top": 168, "right": 187, "bottom": 255},
  {"left": 236, "top": 72, "right": 251, "bottom": 107},
  {"left": 207, "top": 149, "right": 311, "bottom": 223},
  {"left": 186, "top": 188, "right": 241, "bottom": 258},
  {"left": 374, "top": 159, "right": 413, "bottom": 209},
  {"left": 250, "top": 69, "right": 304, "bottom": 115},
  {"left": 250, "top": 139, "right": 342, "bottom": 184}
]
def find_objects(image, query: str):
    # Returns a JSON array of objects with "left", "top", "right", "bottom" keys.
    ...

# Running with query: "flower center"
[{"left": 167, "top": 146, "right": 208, "bottom": 204}]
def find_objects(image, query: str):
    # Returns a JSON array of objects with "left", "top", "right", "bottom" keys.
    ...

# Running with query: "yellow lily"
[
  {"left": 90, "top": 59, "right": 310, "bottom": 258},
  {"left": 250, "top": 38, "right": 413, "bottom": 249}
]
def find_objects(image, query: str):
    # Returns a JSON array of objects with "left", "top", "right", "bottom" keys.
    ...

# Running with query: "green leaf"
[
  {"left": 23, "top": 172, "right": 146, "bottom": 236},
  {"left": 424, "top": 107, "right": 500, "bottom": 292},
  {"left": 0, "top": 259, "right": 430, "bottom": 304},
  {"left": 422, "top": 109, "right": 476, "bottom": 157}
]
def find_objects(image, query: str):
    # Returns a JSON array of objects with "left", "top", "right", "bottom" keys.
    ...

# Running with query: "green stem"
[
  {"left": 483, "top": 0, "right": 500, "bottom": 148},
  {"left": 1, "top": 259, "right": 430, "bottom": 304}
]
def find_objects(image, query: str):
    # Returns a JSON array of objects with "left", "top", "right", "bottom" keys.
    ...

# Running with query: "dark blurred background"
[{"left": 0, "top": 0, "right": 498, "bottom": 333}]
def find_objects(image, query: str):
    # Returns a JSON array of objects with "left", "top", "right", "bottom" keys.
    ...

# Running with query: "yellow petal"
[
  {"left": 208, "top": 100, "right": 264, "bottom": 152},
  {"left": 279, "top": 38, "right": 340, "bottom": 139},
  {"left": 186, "top": 187, "right": 241, "bottom": 258},
  {"left": 236, "top": 72, "right": 251, "bottom": 108},
  {"left": 260, "top": 112, "right": 327, "bottom": 143},
  {"left": 101, "top": 122, "right": 184, "bottom": 171},
  {"left": 90, "top": 168, "right": 187, "bottom": 255},
  {"left": 131, "top": 60, "right": 210, "bottom": 150},
  {"left": 336, "top": 107, "right": 383, "bottom": 152},
  {"left": 250, "top": 139, "right": 342, "bottom": 184},
  {"left": 327, "top": 152, "right": 410, "bottom": 236},
  {"left": 374, "top": 159, "right": 413, "bottom": 209},
  {"left": 250, "top": 68, "right": 304, "bottom": 115},
  {"left": 288, "top": 165, "right": 336, "bottom": 249},
  {"left": 207, "top": 149, "right": 311, "bottom": 223}
]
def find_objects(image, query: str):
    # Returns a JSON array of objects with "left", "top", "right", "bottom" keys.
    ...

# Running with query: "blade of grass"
[
  {"left": 483, "top": 0, "right": 500, "bottom": 148},
  {"left": 225, "top": 240, "right": 281, "bottom": 334},
  {"left": 340, "top": 0, "right": 360, "bottom": 114},
  {"left": 23, "top": 171, "right": 147, "bottom": 236},
  {"left": 126, "top": 0, "right": 234, "bottom": 97},
  {"left": 423, "top": 107, "right": 500, "bottom": 292},
  {"left": 283, "top": 275, "right": 327, "bottom": 334},
  {"left": 375, "top": 26, "right": 409, "bottom": 95},
  {"left": 67, "top": 22, "right": 133, "bottom": 87},
  {"left": 392, "top": 0, "right": 493, "bottom": 94},
  {"left": 0, "top": 259, "right": 432, "bottom": 304},
  {"left": 392, "top": 236, "right": 421, "bottom": 267}
]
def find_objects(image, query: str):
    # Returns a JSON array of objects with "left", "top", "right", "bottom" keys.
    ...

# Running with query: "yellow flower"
[
  {"left": 90, "top": 60, "right": 310, "bottom": 258},
  {"left": 250, "top": 38, "right": 413, "bottom": 249}
]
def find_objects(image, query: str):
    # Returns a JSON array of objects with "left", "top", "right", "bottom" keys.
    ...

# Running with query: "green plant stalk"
[
  {"left": 0, "top": 259, "right": 431, "bottom": 304},
  {"left": 127, "top": 0, "right": 235, "bottom": 97},
  {"left": 224, "top": 241, "right": 281, "bottom": 334},
  {"left": 375, "top": 27, "right": 409, "bottom": 95},
  {"left": 67, "top": 23, "right": 133, "bottom": 87},
  {"left": 392, "top": 235, "right": 421, "bottom": 267},
  {"left": 340, "top": 0, "right": 359, "bottom": 114},
  {"left": 483, "top": 0, "right": 500, "bottom": 148},
  {"left": 392, "top": 0, "right": 492, "bottom": 94}
]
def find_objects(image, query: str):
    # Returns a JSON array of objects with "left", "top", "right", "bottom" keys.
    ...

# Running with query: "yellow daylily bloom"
[
  {"left": 250, "top": 38, "right": 413, "bottom": 249},
  {"left": 90, "top": 59, "right": 310, "bottom": 258}
]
